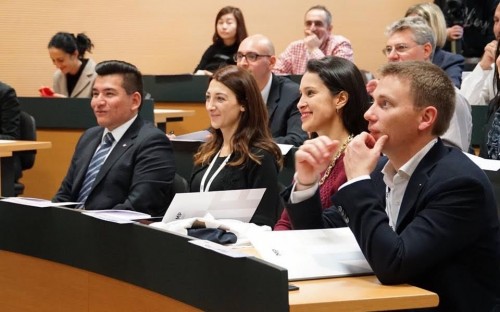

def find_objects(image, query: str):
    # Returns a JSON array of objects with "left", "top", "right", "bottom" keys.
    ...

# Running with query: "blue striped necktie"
[{"left": 76, "top": 132, "right": 115, "bottom": 209}]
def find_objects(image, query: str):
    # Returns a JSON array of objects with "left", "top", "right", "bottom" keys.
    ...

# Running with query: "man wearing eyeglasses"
[
  {"left": 367, "top": 16, "right": 472, "bottom": 152},
  {"left": 236, "top": 34, "right": 307, "bottom": 146},
  {"left": 272, "top": 5, "right": 353, "bottom": 75}
]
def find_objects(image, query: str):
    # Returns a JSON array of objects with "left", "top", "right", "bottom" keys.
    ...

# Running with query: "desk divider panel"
[
  {"left": 18, "top": 97, "right": 154, "bottom": 129},
  {"left": 143, "top": 75, "right": 209, "bottom": 103},
  {"left": 0, "top": 202, "right": 289, "bottom": 311},
  {"left": 142, "top": 74, "right": 302, "bottom": 104}
]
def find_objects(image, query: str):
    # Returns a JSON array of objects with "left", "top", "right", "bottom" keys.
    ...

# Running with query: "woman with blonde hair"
[{"left": 405, "top": 2, "right": 464, "bottom": 88}]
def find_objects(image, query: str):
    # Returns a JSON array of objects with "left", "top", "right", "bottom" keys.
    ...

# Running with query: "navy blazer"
[
  {"left": 287, "top": 139, "right": 500, "bottom": 311},
  {"left": 54, "top": 117, "right": 176, "bottom": 216},
  {"left": 267, "top": 74, "right": 307, "bottom": 146},
  {"left": 432, "top": 48, "right": 464, "bottom": 89}
]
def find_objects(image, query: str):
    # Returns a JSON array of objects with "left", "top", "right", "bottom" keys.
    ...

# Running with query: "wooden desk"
[
  {"left": 0, "top": 202, "right": 439, "bottom": 312},
  {"left": 237, "top": 248, "right": 438, "bottom": 311},
  {"left": 154, "top": 108, "right": 196, "bottom": 132},
  {"left": 290, "top": 275, "right": 438, "bottom": 311},
  {"left": 0, "top": 140, "right": 51, "bottom": 196}
]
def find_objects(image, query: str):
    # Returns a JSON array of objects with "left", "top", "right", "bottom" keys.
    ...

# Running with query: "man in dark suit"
[
  {"left": 286, "top": 61, "right": 500, "bottom": 311},
  {"left": 236, "top": 34, "right": 307, "bottom": 146},
  {"left": 53, "top": 60, "right": 175, "bottom": 216}
]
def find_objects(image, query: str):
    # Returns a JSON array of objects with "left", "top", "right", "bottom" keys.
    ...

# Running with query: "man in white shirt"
[{"left": 460, "top": 3, "right": 500, "bottom": 106}]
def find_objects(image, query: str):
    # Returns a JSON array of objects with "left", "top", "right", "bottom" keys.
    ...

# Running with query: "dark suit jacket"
[
  {"left": 0, "top": 82, "right": 21, "bottom": 181},
  {"left": 287, "top": 140, "right": 500, "bottom": 311},
  {"left": 54, "top": 117, "right": 176, "bottom": 216},
  {"left": 190, "top": 148, "right": 283, "bottom": 227},
  {"left": 432, "top": 48, "right": 464, "bottom": 89},
  {"left": 267, "top": 74, "right": 307, "bottom": 146}
]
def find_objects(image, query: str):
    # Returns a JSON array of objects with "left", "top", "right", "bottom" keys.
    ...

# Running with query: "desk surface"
[
  {"left": 0, "top": 140, "right": 52, "bottom": 196},
  {"left": 238, "top": 247, "right": 438, "bottom": 311},
  {"left": 0, "top": 140, "right": 51, "bottom": 155},
  {"left": 290, "top": 275, "right": 438, "bottom": 311},
  {"left": 0, "top": 202, "right": 439, "bottom": 311}
]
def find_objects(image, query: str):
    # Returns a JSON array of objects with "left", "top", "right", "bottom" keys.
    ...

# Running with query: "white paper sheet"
[
  {"left": 464, "top": 152, "right": 500, "bottom": 171},
  {"left": 81, "top": 210, "right": 151, "bottom": 224},
  {"left": 162, "top": 188, "right": 266, "bottom": 223},
  {"left": 277, "top": 144, "right": 294, "bottom": 155},
  {"left": 170, "top": 130, "right": 210, "bottom": 142},
  {"left": 250, "top": 227, "right": 373, "bottom": 281},
  {"left": 189, "top": 240, "right": 249, "bottom": 258}
]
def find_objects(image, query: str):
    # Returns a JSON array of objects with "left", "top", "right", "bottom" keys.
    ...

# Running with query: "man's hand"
[
  {"left": 344, "top": 132, "right": 388, "bottom": 180},
  {"left": 304, "top": 30, "right": 322, "bottom": 52},
  {"left": 294, "top": 136, "right": 339, "bottom": 189},
  {"left": 366, "top": 79, "right": 379, "bottom": 96},
  {"left": 480, "top": 40, "right": 498, "bottom": 70}
]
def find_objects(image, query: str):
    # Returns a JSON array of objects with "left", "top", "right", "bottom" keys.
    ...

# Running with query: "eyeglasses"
[
  {"left": 382, "top": 43, "right": 419, "bottom": 56},
  {"left": 233, "top": 52, "right": 272, "bottom": 62}
]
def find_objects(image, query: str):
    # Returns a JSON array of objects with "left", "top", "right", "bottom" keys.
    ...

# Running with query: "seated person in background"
[
  {"left": 236, "top": 34, "right": 307, "bottom": 146},
  {"left": 274, "top": 56, "right": 369, "bottom": 230},
  {"left": 460, "top": 2, "right": 500, "bottom": 106},
  {"left": 40, "top": 32, "right": 97, "bottom": 98},
  {"left": 287, "top": 61, "right": 500, "bottom": 311},
  {"left": 480, "top": 42, "right": 500, "bottom": 159},
  {"left": 368, "top": 16, "right": 472, "bottom": 151},
  {"left": 273, "top": 5, "right": 353, "bottom": 75},
  {"left": 53, "top": 60, "right": 175, "bottom": 216},
  {"left": 435, "top": 0, "right": 497, "bottom": 61},
  {"left": 0, "top": 81, "right": 21, "bottom": 182},
  {"left": 193, "top": 6, "right": 247, "bottom": 75},
  {"left": 190, "top": 65, "right": 283, "bottom": 227},
  {"left": 405, "top": 2, "right": 464, "bottom": 88}
]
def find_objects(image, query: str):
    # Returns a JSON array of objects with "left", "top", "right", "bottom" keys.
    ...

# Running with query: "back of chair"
[
  {"left": 16, "top": 111, "right": 37, "bottom": 170},
  {"left": 173, "top": 173, "right": 189, "bottom": 194}
]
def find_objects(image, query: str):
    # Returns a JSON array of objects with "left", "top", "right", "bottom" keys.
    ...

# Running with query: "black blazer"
[
  {"left": 0, "top": 82, "right": 21, "bottom": 180},
  {"left": 287, "top": 139, "right": 500, "bottom": 311},
  {"left": 190, "top": 148, "right": 283, "bottom": 227},
  {"left": 54, "top": 117, "right": 176, "bottom": 216},
  {"left": 267, "top": 74, "right": 307, "bottom": 146}
]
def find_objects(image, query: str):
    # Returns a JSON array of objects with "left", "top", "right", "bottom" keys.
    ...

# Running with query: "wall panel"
[{"left": 1, "top": 0, "right": 421, "bottom": 96}]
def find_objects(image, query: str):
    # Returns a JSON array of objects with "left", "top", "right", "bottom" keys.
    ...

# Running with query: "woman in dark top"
[
  {"left": 481, "top": 42, "right": 500, "bottom": 159},
  {"left": 40, "top": 32, "right": 96, "bottom": 98},
  {"left": 275, "top": 57, "right": 370, "bottom": 230},
  {"left": 193, "top": 6, "right": 248, "bottom": 75},
  {"left": 190, "top": 65, "right": 283, "bottom": 227}
]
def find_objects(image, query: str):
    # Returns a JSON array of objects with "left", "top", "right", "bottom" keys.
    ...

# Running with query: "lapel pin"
[{"left": 122, "top": 144, "right": 127, "bottom": 147}]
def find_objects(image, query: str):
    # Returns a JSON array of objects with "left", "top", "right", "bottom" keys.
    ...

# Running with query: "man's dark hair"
[{"left": 95, "top": 60, "right": 143, "bottom": 101}]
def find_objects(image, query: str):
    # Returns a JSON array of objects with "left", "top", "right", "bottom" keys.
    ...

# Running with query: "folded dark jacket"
[{"left": 187, "top": 228, "right": 237, "bottom": 244}]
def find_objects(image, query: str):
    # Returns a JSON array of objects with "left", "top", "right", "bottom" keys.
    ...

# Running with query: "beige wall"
[
  {"left": 1, "top": 0, "right": 421, "bottom": 96},
  {"left": 1, "top": 0, "right": 422, "bottom": 198}
]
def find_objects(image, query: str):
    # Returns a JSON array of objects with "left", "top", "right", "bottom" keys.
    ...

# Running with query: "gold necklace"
[{"left": 319, "top": 134, "right": 353, "bottom": 186}]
